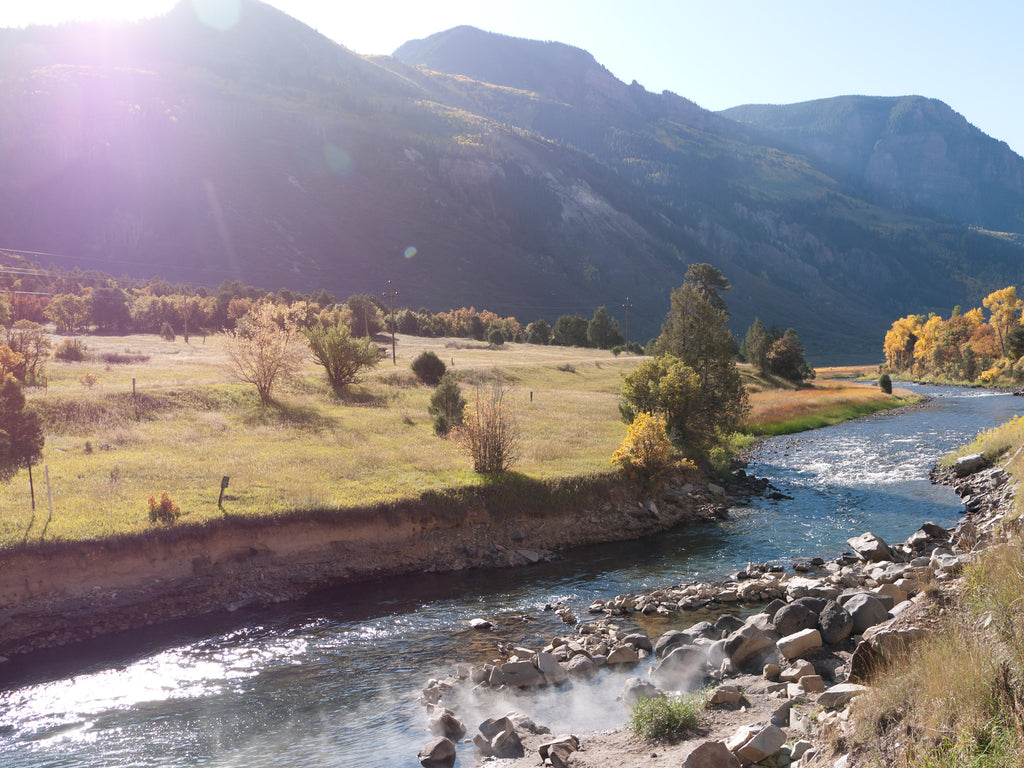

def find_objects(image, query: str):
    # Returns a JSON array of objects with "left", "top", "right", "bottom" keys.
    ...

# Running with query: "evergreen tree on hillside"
[{"left": 587, "top": 306, "right": 625, "bottom": 349}]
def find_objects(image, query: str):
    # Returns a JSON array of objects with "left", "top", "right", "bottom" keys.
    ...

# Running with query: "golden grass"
[
  {"left": 740, "top": 381, "right": 916, "bottom": 435},
  {"left": 0, "top": 333, "right": 640, "bottom": 547}
]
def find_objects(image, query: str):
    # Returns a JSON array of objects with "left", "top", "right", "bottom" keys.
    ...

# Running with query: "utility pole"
[
  {"left": 383, "top": 280, "right": 398, "bottom": 364},
  {"left": 622, "top": 296, "right": 633, "bottom": 347}
]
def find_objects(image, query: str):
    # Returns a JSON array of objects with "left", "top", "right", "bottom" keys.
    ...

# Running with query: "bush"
[
  {"left": 612, "top": 412, "right": 692, "bottom": 484},
  {"left": 488, "top": 328, "right": 505, "bottom": 346},
  {"left": 429, "top": 373, "right": 467, "bottom": 436},
  {"left": 53, "top": 338, "right": 86, "bottom": 361},
  {"left": 451, "top": 378, "right": 520, "bottom": 472},
  {"left": 160, "top": 322, "right": 175, "bottom": 341},
  {"left": 148, "top": 492, "right": 181, "bottom": 524},
  {"left": 879, "top": 373, "right": 893, "bottom": 394},
  {"left": 629, "top": 694, "right": 705, "bottom": 742},
  {"left": 304, "top": 319, "right": 380, "bottom": 393},
  {"left": 412, "top": 351, "right": 446, "bottom": 385}
]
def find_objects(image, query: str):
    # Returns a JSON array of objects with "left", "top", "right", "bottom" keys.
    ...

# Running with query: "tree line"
[{"left": 883, "top": 286, "right": 1024, "bottom": 383}]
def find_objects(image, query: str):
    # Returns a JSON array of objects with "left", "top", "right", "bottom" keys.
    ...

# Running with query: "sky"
[{"left": 4, "top": 0, "right": 1023, "bottom": 156}]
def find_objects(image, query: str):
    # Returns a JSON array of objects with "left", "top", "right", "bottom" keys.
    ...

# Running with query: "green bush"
[
  {"left": 429, "top": 373, "right": 466, "bottom": 435},
  {"left": 160, "top": 322, "right": 175, "bottom": 341},
  {"left": 412, "top": 350, "right": 446, "bottom": 385},
  {"left": 53, "top": 338, "right": 87, "bottom": 361},
  {"left": 488, "top": 328, "right": 505, "bottom": 346},
  {"left": 879, "top": 373, "right": 893, "bottom": 394},
  {"left": 629, "top": 693, "right": 705, "bottom": 742}
]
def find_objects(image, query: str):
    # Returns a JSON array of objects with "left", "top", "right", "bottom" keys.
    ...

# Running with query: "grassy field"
[
  {"left": 1, "top": 333, "right": 640, "bottom": 547},
  {"left": 0, "top": 335, "right": 914, "bottom": 548},
  {"left": 740, "top": 367, "right": 915, "bottom": 436}
]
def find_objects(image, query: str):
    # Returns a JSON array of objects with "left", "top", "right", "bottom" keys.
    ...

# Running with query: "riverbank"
[
  {"left": 0, "top": 468, "right": 781, "bottom": 660},
  {"left": 414, "top": 450, "right": 1016, "bottom": 768}
]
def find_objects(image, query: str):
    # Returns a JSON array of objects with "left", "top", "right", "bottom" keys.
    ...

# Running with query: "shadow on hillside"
[{"left": 243, "top": 398, "right": 339, "bottom": 430}]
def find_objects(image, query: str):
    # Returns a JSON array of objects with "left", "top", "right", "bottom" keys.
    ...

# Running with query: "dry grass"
[
  {"left": 740, "top": 380, "right": 916, "bottom": 435},
  {"left": 847, "top": 535, "right": 1024, "bottom": 767},
  {"left": 816, "top": 364, "right": 881, "bottom": 380},
  {"left": 0, "top": 333, "right": 640, "bottom": 547}
]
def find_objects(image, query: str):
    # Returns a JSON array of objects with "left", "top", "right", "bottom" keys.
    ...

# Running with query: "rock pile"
[{"left": 417, "top": 454, "right": 1012, "bottom": 767}]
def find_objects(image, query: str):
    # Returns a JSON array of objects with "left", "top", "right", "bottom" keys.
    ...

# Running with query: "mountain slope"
[
  {"left": 722, "top": 96, "right": 1024, "bottom": 232},
  {"left": 1, "top": 7, "right": 1023, "bottom": 361}
]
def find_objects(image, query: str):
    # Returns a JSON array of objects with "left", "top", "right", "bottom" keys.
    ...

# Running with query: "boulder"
[
  {"left": 714, "top": 614, "right": 746, "bottom": 635},
  {"left": 502, "top": 660, "right": 545, "bottom": 688},
  {"left": 817, "top": 683, "right": 868, "bottom": 710},
  {"left": 606, "top": 645, "right": 640, "bottom": 665},
  {"left": 709, "top": 684, "right": 745, "bottom": 706},
  {"left": 651, "top": 645, "right": 707, "bottom": 689},
  {"left": 874, "top": 583, "right": 908, "bottom": 605},
  {"left": 623, "top": 633, "right": 653, "bottom": 652},
  {"left": 566, "top": 654, "right": 596, "bottom": 677},
  {"left": 849, "top": 626, "right": 928, "bottom": 683},
  {"left": 774, "top": 602, "right": 819, "bottom": 636},
  {"left": 843, "top": 593, "right": 890, "bottom": 634},
  {"left": 476, "top": 717, "right": 524, "bottom": 759},
  {"left": 535, "top": 651, "right": 568, "bottom": 685},
  {"left": 777, "top": 628, "right": 822, "bottom": 660},
  {"left": 683, "top": 740, "right": 742, "bottom": 768},
  {"left": 730, "top": 723, "right": 787, "bottom": 763},
  {"left": 469, "top": 618, "right": 493, "bottom": 630},
  {"left": 427, "top": 706, "right": 466, "bottom": 741},
  {"left": 798, "top": 674, "right": 826, "bottom": 694},
  {"left": 847, "top": 532, "right": 894, "bottom": 563},
  {"left": 539, "top": 735, "right": 581, "bottom": 768},
  {"left": 817, "top": 600, "right": 854, "bottom": 645},
  {"left": 954, "top": 453, "right": 987, "bottom": 477},
  {"left": 780, "top": 659, "right": 816, "bottom": 682},
  {"left": 723, "top": 623, "right": 779, "bottom": 667},
  {"left": 762, "top": 599, "right": 787, "bottom": 620},
  {"left": 654, "top": 630, "right": 689, "bottom": 658},
  {"left": 621, "top": 677, "right": 661, "bottom": 706},
  {"left": 418, "top": 737, "right": 456, "bottom": 768}
]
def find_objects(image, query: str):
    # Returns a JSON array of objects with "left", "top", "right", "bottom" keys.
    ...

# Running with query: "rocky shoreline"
[
  {"left": 0, "top": 469, "right": 772, "bottom": 660},
  {"left": 414, "top": 453, "right": 1014, "bottom": 768}
]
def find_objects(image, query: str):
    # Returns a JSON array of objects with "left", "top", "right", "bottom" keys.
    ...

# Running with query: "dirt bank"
[{"left": 0, "top": 471, "right": 757, "bottom": 659}]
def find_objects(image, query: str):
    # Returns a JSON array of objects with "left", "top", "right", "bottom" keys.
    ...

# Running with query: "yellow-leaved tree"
[
  {"left": 883, "top": 315, "right": 922, "bottom": 372},
  {"left": 983, "top": 286, "right": 1022, "bottom": 357},
  {"left": 612, "top": 412, "right": 696, "bottom": 486}
]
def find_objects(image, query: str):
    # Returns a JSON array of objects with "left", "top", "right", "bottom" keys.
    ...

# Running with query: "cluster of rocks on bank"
[{"left": 416, "top": 453, "right": 1011, "bottom": 768}]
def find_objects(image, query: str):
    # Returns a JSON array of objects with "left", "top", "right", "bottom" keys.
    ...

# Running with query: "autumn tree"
[
  {"left": 224, "top": 301, "right": 306, "bottom": 404},
  {"left": 982, "top": 286, "right": 1022, "bottom": 356},
  {"left": 45, "top": 294, "right": 89, "bottom": 334},
  {"left": 304, "top": 319, "right": 380, "bottom": 393},
  {"left": 883, "top": 315, "right": 922, "bottom": 372},
  {"left": 6, "top": 321, "right": 50, "bottom": 384}
]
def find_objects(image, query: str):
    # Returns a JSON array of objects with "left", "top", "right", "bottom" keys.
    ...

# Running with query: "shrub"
[
  {"left": 612, "top": 412, "right": 695, "bottom": 485},
  {"left": 78, "top": 372, "right": 99, "bottom": 389},
  {"left": 160, "top": 322, "right": 175, "bottom": 341},
  {"left": 429, "top": 373, "right": 467, "bottom": 435},
  {"left": 304, "top": 319, "right": 380, "bottom": 393},
  {"left": 53, "top": 338, "right": 86, "bottom": 361},
  {"left": 629, "top": 694, "right": 705, "bottom": 742},
  {"left": 879, "top": 373, "right": 892, "bottom": 394},
  {"left": 412, "top": 350, "right": 446, "bottom": 385},
  {"left": 488, "top": 328, "right": 505, "bottom": 346},
  {"left": 148, "top": 492, "right": 180, "bottom": 524},
  {"left": 451, "top": 378, "right": 520, "bottom": 472},
  {"left": 100, "top": 353, "right": 151, "bottom": 365}
]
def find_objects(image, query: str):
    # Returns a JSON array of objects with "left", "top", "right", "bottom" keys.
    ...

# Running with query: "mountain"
[
  {"left": 722, "top": 96, "right": 1024, "bottom": 233},
  {"left": 1, "top": 4, "right": 1023, "bottom": 362}
]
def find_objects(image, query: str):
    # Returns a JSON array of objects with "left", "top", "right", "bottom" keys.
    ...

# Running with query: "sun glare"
[{"left": 5, "top": 0, "right": 177, "bottom": 28}]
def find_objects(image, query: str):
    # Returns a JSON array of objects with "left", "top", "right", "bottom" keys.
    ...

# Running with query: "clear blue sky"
[{"left": 7, "top": 1, "right": 1023, "bottom": 156}]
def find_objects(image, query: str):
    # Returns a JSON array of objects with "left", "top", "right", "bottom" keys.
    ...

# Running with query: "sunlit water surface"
[{"left": 1, "top": 384, "right": 1019, "bottom": 767}]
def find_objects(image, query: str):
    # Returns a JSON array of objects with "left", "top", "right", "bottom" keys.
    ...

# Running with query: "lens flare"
[
  {"left": 324, "top": 144, "right": 353, "bottom": 176},
  {"left": 404, "top": 246, "right": 417, "bottom": 259},
  {"left": 191, "top": 0, "right": 241, "bottom": 30}
]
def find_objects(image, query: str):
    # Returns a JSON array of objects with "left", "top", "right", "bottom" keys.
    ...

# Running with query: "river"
[{"left": 0, "top": 384, "right": 1019, "bottom": 768}]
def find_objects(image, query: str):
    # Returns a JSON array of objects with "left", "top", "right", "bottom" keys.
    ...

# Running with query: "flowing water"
[{"left": 1, "top": 384, "right": 1020, "bottom": 767}]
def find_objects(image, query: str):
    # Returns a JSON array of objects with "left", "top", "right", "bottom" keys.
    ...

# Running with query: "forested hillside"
[{"left": 1, "top": 1, "right": 1023, "bottom": 360}]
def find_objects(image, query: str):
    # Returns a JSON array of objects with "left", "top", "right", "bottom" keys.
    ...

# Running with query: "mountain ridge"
[{"left": 1, "top": 6, "right": 1022, "bottom": 361}]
